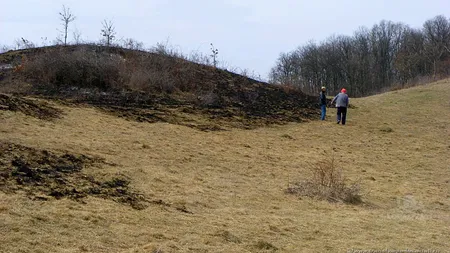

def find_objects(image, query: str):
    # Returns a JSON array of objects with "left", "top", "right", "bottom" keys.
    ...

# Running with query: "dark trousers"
[{"left": 337, "top": 107, "right": 347, "bottom": 125}]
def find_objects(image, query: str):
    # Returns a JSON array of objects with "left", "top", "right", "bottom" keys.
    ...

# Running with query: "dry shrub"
[
  {"left": 286, "top": 158, "right": 362, "bottom": 204},
  {"left": 280, "top": 83, "right": 301, "bottom": 93},
  {"left": 119, "top": 52, "right": 198, "bottom": 94},
  {"left": 22, "top": 46, "right": 123, "bottom": 91},
  {"left": 126, "top": 70, "right": 149, "bottom": 90},
  {"left": 0, "top": 77, "right": 32, "bottom": 94},
  {"left": 196, "top": 91, "right": 222, "bottom": 108},
  {"left": 126, "top": 69, "right": 175, "bottom": 93},
  {"left": 18, "top": 45, "right": 185, "bottom": 95},
  {"left": 12, "top": 45, "right": 220, "bottom": 103}
]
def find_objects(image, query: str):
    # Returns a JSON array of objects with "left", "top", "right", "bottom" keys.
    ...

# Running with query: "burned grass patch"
[
  {"left": 0, "top": 93, "right": 62, "bottom": 120},
  {"left": 0, "top": 142, "right": 147, "bottom": 209},
  {"left": 98, "top": 103, "right": 316, "bottom": 131},
  {"left": 0, "top": 45, "right": 320, "bottom": 130}
]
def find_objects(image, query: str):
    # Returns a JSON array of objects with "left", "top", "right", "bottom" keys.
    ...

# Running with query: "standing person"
[
  {"left": 319, "top": 86, "right": 327, "bottom": 120},
  {"left": 331, "top": 88, "right": 349, "bottom": 125}
]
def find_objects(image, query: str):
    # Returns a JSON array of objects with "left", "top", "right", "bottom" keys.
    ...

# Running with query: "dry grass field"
[{"left": 1, "top": 80, "right": 449, "bottom": 252}]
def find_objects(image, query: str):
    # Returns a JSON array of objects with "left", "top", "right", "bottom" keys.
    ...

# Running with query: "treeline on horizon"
[{"left": 269, "top": 15, "right": 450, "bottom": 96}]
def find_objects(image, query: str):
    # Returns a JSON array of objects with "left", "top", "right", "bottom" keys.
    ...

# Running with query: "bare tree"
[
  {"left": 269, "top": 51, "right": 301, "bottom": 85},
  {"left": 395, "top": 27, "right": 428, "bottom": 83},
  {"left": 189, "top": 50, "right": 211, "bottom": 65},
  {"left": 40, "top": 37, "right": 49, "bottom": 46},
  {"left": 0, "top": 45, "right": 11, "bottom": 53},
  {"left": 73, "top": 28, "right": 82, "bottom": 44},
  {"left": 423, "top": 15, "right": 450, "bottom": 78},
  {"left": 101, "top": 19, "right": 116, "bottom": 47},
  {"left": 210, "top": 43, "right": 219, "bottom": 67},
  {"left": 59, "top": 5, "right": 76, "bottom": 46},
  {"left": 121, "top": 38, "right": 144, "bottom": 50},
  {"left": 14, "top": 38, "right": 35, "bottom": 50}
]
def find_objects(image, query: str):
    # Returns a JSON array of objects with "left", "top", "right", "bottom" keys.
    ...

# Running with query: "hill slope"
[
  {"left": 1, "top": 78, "right": 449, "bottom": 251},
  {"left": 0, "top": 46, "right": 319, "bottom": 130}
]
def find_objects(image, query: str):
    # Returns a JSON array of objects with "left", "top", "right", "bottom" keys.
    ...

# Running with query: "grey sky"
[{"left": 1, "top": 0, "right": 449, "bottom": 79}]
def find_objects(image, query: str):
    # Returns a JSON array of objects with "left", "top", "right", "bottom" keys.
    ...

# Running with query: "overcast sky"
[{"left": 1, "top": 0, "right": 449, "bottom": 79}]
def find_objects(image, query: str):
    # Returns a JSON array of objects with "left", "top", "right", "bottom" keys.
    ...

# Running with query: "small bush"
[{"left": 286, "top": 158, "right": 362, "bottom": 204}]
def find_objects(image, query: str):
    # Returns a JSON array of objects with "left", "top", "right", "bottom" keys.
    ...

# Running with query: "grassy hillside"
[{"left": 1, "top": 72, "right": 449, "bottom": 252}]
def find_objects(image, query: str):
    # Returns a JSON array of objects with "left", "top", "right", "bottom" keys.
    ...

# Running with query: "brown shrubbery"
[
  {"left": 14, "top": 45, "right": 317, "bottom": 107},
  {"left": 286, "top": 158, "right": 362, "bottom": 204},
  {"left": 19, "top": 45, "right": 215, "bottom": 95}
]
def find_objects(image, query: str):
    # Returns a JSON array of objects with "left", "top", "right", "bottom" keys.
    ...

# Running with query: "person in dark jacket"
[
  {"left": 331, "top": 88, "right": 349, "bottom": 125},
  {"left": 319, "top": 86, "right": 327, "bottom": 120}
]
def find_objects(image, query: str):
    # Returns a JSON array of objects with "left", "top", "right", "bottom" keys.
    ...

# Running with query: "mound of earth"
[
  {"left": 0, "top": 142, "right": 147, "bottom": 209},
  {"left": 0, "top": 45, "right": 320, "bottom": 130}
]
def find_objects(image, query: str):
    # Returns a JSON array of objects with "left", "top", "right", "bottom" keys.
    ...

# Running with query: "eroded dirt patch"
[
  {"left": 0, "top": 93, "right": 62, "bottom": 120},
  {"left": 0, "top": 142, "right": 147, "bottom": 210}
]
